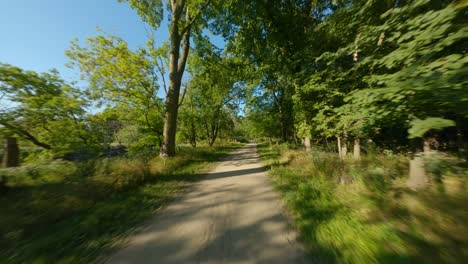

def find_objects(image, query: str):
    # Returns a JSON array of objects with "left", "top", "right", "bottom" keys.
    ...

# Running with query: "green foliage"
[
  {"left": 258, "top": 143, "right": 468, "bottom": 263},
  {"left": 409, "top": 117, "right": 456, "bottom": 139},
  {"left": 0, "top": 143, "right": 241, "bottom": 263},
  {"left": 66, "top": 32, "right": 165, "bottom": 143},
  {"left": 178, "top": 42, "right": 246, "bottom": 146},
  {"left": 0, "top": 64, "right": 99, "bottom": 155},
  {"left": 1, "top": 0, "right": 467, "bottom": 260},
  {"left": 118, "top": 0, "right": 163, "bottom": 29},
  {"left": 341, "top": 1, "right": 466, "bottom": 142}
]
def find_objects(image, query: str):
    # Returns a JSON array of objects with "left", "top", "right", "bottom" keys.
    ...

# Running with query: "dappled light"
[
  {"left": 1, "top": 0, "right": 467, "bottom": 263},
  {"left": 107, "top": 144, "right": 307, "bottom": 264},
  {"left": 259, "top": 143, "right": 468, "bottom": 263}
]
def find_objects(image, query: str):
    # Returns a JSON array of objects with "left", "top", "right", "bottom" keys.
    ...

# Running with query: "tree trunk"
[
  {"left": 272, "top": 89, "right": 288, "bottom": 142},
  {"left": 3, "top": 137, "right": 19, "bottom": 168},
  {"left": 341, "top": 134, "right": 348, "bottom": 159},
  {"left": 189, "top": 92, "right": 197, "bottom": 148},
  {"left": 208, "top": 123, "right": 219, "bottom": 146},
  {"left": 423, "top": 138, "right": 431, "bottom": 156},
  {"left": 408, "top": 154, "right": 427, "bottom": 190},
  {"left": 337, "top": 136, "right": 342, "bottom": 158},
  {"left": 278, "top": 107, "right": 287, "bottom": 142},
  {"left": 160, "top": 3, "right": 191, "bottom": 157},
  {"left": 304, "top": 137, "right": 311, "bottom": 152},
  {"left": 353, "top": 137, "right": 361, "bottom": 160},
  {"left": 293, "top": 129, "right": 299, "bottom": 145},
  {"left": 189, "top": 120, "right": 197, "bottom": 148},
  {"left": 0, "top": 121, "right": 51, "bottom": 150},
  {"left": 161, "top": 74, "right": 182, "bottom": 157},
  {"left": 408, "top": 138, "right": 431, "bottom": 190}
]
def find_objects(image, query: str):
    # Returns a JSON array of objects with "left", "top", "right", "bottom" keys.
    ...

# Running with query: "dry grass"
[{"left": 0, "top": 143, "right": 241, "bottom": 264}]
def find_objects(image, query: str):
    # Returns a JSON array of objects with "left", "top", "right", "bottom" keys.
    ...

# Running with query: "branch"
[
  {"left": 177, "top": 12, "right": 191, "bottom": 74},
  {"left": 170, "top": 0, "right": 175, "bottom": 10},
  {"left": 0, "top": 121, "right": 52, "bottom": 149},
  {"left": 156, "top": 57, "right": 168, "bottom": 95},
  {"left": 172, "top": 0, "right": 187, "bottom": 23},
  {"left": 271, "top": 87, "right": 284, "bottom": 111},
  {"left": 180, "top": 0, "right": 212, "bottom": 36},
  {"left": 178, "top": 83, "right": 188, "bottom": 108}
]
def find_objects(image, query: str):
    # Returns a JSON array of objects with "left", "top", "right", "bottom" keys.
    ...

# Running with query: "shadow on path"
[{"left": 106, "top": 143, "right": 308, "bottom": 264}]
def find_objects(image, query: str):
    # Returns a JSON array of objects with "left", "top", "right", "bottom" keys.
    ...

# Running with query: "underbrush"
[
  {"left": 258, "top": 143, "right": 468, "bottom": 263},
  {"left": 0, "top": 143, "right": 241, "bottom": 264}
]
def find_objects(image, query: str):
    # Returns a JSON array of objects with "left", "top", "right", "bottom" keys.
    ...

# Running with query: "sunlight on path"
[{"left": 106, "top": 143, "right": 307, "bottom": 264}]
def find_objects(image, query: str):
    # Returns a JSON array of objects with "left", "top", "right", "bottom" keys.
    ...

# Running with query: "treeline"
[
  {"left": 232, "top": 0, "right": 467, "bottom": 157},
  {"left": 1, "top": 0, "right": 466, "bottom": 162},
  {"left": 0, "top": 41, "right": 246, "bottom": 161}
]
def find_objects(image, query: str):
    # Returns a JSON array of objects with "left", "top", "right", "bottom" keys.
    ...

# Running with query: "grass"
[
  {"left": 0, "top": 143, "right": 241, "bottom": 264},
  {"left": 258, "top": 142, "right": 468, "bottom": 263}
]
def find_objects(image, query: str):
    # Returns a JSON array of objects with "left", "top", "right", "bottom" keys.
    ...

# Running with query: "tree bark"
[
  {"left": 341, "top": 135, "right": 348, "bottom": 159},
  {"left": 293, "top": 129, "right": 299, "bottom": 145},
  {"left": 189, "top": 95, "right": 197, "bottom": 148},
  {"left": 277, "top": 101, "right": 287, "bottom": 142},
  {"left": 353, "top": 137, "right": 361, "bottom": 160},
  {"left": 423, "top": 138, "right": 431, "bottom": 156},
  {"left": 3, "top": 137, "right": 19, "bottom": 168},
  {"left": 159, "top": 0, "right": 212, "bottom": 156},
  {"left": 210, "top": 123, "right": 219, "bottom": 146},
  {"left": 161, "top": 74, "right": 182, "bottom": 157},
  {"left": 408, "top": 138, "right": 431, "bottom": 190},
  {"left": 408, "top": 154, "right": 427, "bottom": 190},
  {"left": 337, "top": 136, "right": 342, "bottom": 159},
  {"left": 272, "top": 88, "right": 288, "bottom": 142},
  {"left": 160, "top": 2, "right": 190, "bottom": 157},
  {"left": 304, "top": 137, "right": 311, "bottom": 152}
]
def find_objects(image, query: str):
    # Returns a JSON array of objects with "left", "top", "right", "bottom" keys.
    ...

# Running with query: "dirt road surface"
[{"left": 106, "top": 143, "right": 308, "bottom": 264}]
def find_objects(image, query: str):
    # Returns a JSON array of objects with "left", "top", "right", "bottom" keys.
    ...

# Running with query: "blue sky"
[
  {"left": 1, "top": 0, "right": 153, "bottom": 82},
  {"left": 0, "top": 0, "right": 225, "bottom": 87}
]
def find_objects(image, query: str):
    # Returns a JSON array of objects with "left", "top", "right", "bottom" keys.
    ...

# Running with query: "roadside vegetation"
[
  {"left": 1, "top": 0, "right": 466, "bottom": 263},
  {"left": 258, "top": 142, "right": 467, "bottom": 263},
  {"left": 0, "top": 143, "right": 240, "bottom": 263}
]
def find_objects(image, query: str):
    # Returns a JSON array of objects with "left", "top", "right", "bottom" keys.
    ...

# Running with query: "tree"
[
  {"left": 343, "top": 0, "right": 468, "bottom": 151},
  {"left": 210, "top": 0, "right": 323, "bottom": 143},
  {"left": 119, "top": 0, "right": 214, "bottom": 157},
  {"left": 178, "top": 43, "right": 244, "bottom": 146},
  {"left": 0, "top": 64, "right": 94, "bottom": 155},
  {"left": 66, "top": 33, "right": 165, "bottom": 144}
]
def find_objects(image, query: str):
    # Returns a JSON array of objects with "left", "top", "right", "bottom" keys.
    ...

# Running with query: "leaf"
[{"left": 408, "top": 117, "right": 455, "bottom": 139}]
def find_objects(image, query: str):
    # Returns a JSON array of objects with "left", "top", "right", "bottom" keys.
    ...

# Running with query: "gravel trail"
[{"left": 106, "top": 143, "right": 307, "bottom": 264}]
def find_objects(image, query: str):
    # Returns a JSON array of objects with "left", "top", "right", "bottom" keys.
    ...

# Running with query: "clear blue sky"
[
  {"left": 0, "top": 0, "right": 224, "bottom": 85},
  {"left": 1, "top": 0, "right": 154, "bottom": 82}
]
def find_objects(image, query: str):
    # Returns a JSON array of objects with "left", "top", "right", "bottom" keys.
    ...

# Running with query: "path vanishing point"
[{"left": 106, "top": 143, "right": 308, "bottom": 264}]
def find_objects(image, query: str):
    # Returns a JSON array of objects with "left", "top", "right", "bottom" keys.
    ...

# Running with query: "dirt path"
[{"left": 106, "top": 143, "right": 307, "bottom": 264}]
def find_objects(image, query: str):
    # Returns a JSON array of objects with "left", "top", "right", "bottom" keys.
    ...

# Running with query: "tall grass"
[
  {"left": 258, "top": 143, "right": 468, "bottom": 263},
  {"left": 0, "top": 144, "right": 241, "bottom": 264}
]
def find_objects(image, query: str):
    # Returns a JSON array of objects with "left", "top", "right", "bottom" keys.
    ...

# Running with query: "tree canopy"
[{"left": 1, "top": 0, "right": 466, "bottom": 158}]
